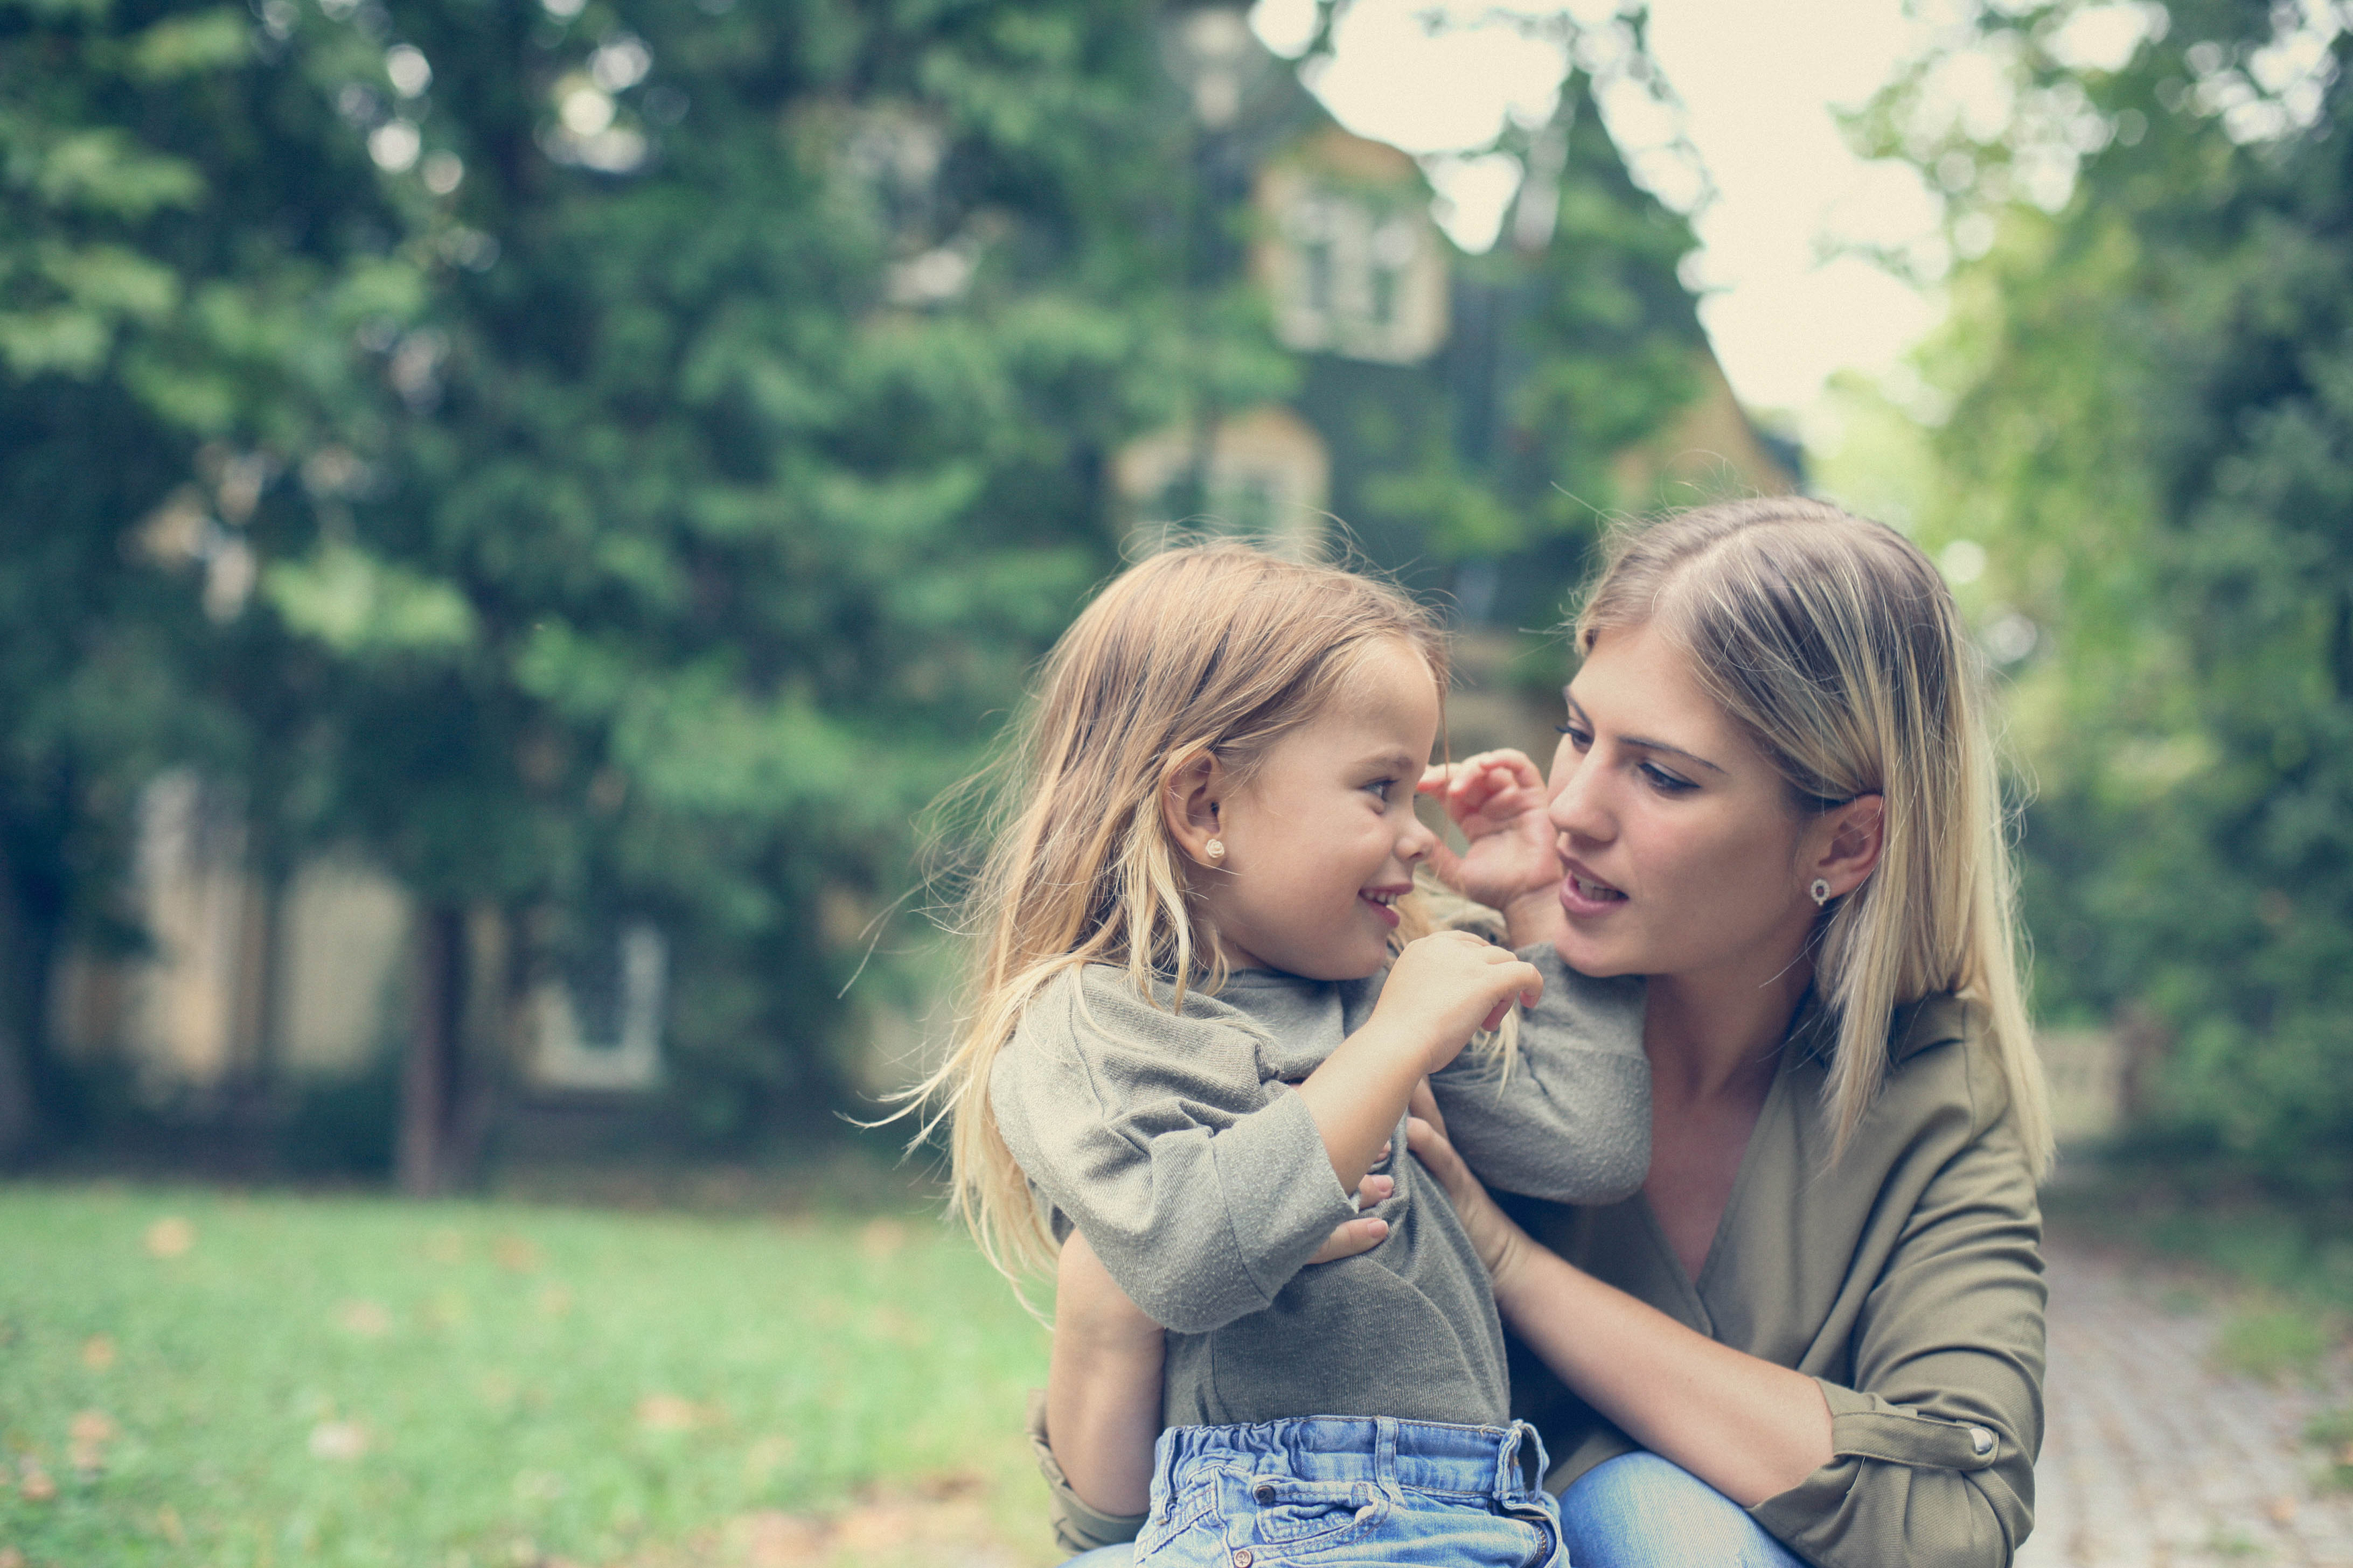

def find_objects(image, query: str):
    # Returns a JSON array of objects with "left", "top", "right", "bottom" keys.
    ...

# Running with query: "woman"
[{"left": 1037, "top": 497, "right": 2052, "bottom": 1568}]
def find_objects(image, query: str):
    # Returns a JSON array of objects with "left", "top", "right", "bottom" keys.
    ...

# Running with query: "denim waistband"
[{"left": 1154, "top": 1416, "right": 1552, "bottom": 1506}]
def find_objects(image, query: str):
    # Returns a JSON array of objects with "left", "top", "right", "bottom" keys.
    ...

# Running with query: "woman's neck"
[{"left": 1643, "top": 955, "right": 1814, "bottom": 1104}]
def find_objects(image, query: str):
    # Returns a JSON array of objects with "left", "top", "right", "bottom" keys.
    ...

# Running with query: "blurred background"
[{"left": 3, "top": 0, "right": 2350, "bottom": 1563}]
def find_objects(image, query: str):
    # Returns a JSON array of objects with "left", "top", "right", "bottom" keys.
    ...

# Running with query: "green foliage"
[
  {"left": 0, "top": 1182, "right": 1056, "bottom": 1564},
  {"left": 1866, "top": 1, "right": 2353, "bottom": 1184}
]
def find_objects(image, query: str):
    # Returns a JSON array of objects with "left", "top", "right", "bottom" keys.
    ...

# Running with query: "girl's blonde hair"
[
  {"left": 1577, "top": 498, "right": 2052, "bottom": 1177},
  {"left": 912, "top": 542, "right": 1449, "bottom": 1282}
]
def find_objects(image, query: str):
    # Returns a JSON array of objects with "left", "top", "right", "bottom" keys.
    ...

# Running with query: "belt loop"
[{"left": 1375, "top": 1417, "right": 1398, "bottom": 1487}]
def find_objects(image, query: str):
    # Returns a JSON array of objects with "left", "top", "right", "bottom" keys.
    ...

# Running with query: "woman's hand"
[
  {"left": 1405, "top": 1108, "right": 1533, "bottom": 1287},
  {"left": 1419, "top": 751, "right": 1562, "bottom": 931}
]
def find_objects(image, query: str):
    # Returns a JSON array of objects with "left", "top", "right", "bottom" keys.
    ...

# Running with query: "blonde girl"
[{"left": 918, "top": 542, "right": 1654, "bottom": 1568}]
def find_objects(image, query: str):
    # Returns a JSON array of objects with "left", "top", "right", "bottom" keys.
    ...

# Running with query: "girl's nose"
[{"left": 1397, "top": 804, "right": 1439, "bottom": 864}]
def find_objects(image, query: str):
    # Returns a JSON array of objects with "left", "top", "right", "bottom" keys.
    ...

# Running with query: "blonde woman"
[{"left": 1044, "top": 499, "right": 2051, "bottom": 1568}]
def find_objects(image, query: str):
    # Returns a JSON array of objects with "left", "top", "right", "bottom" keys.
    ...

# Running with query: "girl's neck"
[{"left": 1643, "top": 954, "right": 1814, "bottom": 1105}]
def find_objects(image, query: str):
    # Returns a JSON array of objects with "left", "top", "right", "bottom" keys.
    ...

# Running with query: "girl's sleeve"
[
  {"left": 1749, "top": 1061, "right": 2046, "bottom": 1568},
  {"left": 989, "top": 971, "right": 1358, "bottom": 1335},
  {"left": 1427, "top": 946, "right": 1651, "bottom": 1203}
]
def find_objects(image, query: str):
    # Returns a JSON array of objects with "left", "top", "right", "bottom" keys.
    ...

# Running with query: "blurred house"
[{"left": 52, "top": 5, "right": 1800, "bottom": 1155}]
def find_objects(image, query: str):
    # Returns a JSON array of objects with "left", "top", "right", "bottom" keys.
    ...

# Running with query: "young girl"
[{"left": 920, "top": 543, "right": 1651, "bottom": 1566}]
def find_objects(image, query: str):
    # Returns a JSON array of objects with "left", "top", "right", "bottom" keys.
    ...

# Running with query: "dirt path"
[{"left": 2022, "top": 1237, "right": 2353, "bottom": 1567}]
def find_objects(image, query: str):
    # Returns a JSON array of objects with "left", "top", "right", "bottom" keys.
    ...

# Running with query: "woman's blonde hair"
[
  {"left": 1577, "top": 498, "right": 2053, "bottom": 1178},
  {"left": 910, "top": 542, "right": 1449, "bottom": 1282}
]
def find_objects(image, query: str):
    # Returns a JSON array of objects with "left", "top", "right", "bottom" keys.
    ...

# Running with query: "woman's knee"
[{"left": 1558, "top": 1452, "right": 1805, "bottom": 1568}]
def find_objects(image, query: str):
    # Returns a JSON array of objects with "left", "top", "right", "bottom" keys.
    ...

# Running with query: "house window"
[{"left": 1257, "top": 142, "right": 1449, "bottom": 365}]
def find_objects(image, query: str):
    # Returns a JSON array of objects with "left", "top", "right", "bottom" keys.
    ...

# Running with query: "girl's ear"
[
  {"left": 1805, "top": 793, "right": 1884, "bottom": 899},
  {"left": 1162, "top": 751, "right": 1227, "bottom": 868}
]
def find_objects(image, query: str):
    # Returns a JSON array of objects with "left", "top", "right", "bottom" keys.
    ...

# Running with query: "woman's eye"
[
  {"left": 1554, "top": 723, "right": 1592, "bottom": 750},
  {"left": 1640, "top": 762, "right": 1695, "bottom": 794}
]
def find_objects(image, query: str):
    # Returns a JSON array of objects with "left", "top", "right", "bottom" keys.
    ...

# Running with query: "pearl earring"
[
  {"left": 1205, "top": 839, "right": 1226, "bottom": 864},
  {"left": 1809, "top": 877, "right": 1832, "bottom": 907}
]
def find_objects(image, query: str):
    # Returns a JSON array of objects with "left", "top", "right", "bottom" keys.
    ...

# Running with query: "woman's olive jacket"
[
  {"left": 1032, "top": 990, "right": 2046, "bottom": 1568},
  {"left": 1506, "top": 990, "right": 2045, "bottom": 1567}
]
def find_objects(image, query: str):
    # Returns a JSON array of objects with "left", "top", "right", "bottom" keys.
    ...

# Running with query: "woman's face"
[{"left": 1545, "top": 622, "right": 1823, "bottom": 985}]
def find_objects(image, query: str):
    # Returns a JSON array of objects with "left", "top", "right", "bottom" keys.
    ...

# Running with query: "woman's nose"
[{"left": 1547, "top": 751, "right": 1612, "bottom": 841}]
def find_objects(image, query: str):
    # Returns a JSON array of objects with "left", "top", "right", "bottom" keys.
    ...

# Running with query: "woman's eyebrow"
[{"left": 1562, "top": 692, "right": 1727, "bottom": 776}]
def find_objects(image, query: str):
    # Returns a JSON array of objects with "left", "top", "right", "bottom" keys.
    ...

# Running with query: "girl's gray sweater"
[{"left": 988, "top": 946, "right": 1648, "bottom": 1430}]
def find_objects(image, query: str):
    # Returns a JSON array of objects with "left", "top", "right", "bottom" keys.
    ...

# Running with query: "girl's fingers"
[
  {"left": 1354, "top": 1172, "right": 1395, "bottom": 1211},
  {"left": 1305, "top": 1214, "right": 1390, "bottom": 1266}
]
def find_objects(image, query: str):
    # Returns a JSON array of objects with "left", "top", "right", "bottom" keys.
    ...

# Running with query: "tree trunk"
[
  {"left": 397, "top": 903, "right": 465, "bottom": 1196},
  {"left": 0, "top": 837, "right": 47, "bottom": 1167}
]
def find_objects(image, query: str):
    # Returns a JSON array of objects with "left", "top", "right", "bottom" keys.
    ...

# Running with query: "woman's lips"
[{"left": 1559, "top": 864, "right": 1628, "bottom": 917}]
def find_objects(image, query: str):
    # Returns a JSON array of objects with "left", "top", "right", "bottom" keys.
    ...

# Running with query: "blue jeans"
[
  {"left": 1115, "top": 1415, "right": 1563, "bottom": 1566},
  {"left": 1556, "top": 1452, "right": 1808, "bottom": 1568},
  {"left": 1063, "top": 1450, "right": 1802, "bottom": 1568}
]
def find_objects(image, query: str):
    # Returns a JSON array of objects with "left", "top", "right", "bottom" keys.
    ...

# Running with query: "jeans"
[
  {"left": 1117, "top": 1415, "right": 1564, "bottom": 1567},
  {"left": 1062, "top": 1449, "right": 1804, "bottom": 1568},
  {"left": 1555, "top": 1452, "right": 1808, "bottom": 1568}
]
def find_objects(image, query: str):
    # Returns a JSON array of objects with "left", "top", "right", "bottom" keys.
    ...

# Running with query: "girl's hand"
[
  {"left": 1406, "top": 1112, "right": 1533, "bottom": 1288},
  {"left": 1419, "top": 750, "right": 1561, "bottom": 917},
  {"left": 1307, "top": 1170, "right": 1395, "bottom": 1264},
  {"left": 1375, "top": 931, "right": 1546, "bottom": 1074}
]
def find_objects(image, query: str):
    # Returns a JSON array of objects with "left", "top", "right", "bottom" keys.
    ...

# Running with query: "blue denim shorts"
[{"left": 1133, "top": 1415, "right": 1564, "bottom": 1567}]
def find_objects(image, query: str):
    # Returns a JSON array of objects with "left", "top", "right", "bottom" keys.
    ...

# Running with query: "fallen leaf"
[
  {"left": 69, "top": 1411, "right": 116, "bottom": 1445},
  {"left": 2339, "top": 1440, "right": 2353, "bottom": 1469},
  {"left": 0, "top": 1546, "right": 25, "bottom": 1567},
  {"left": 635, "top": 1393, "right": 701, "bottom": 1433},
  {"left": 18, "top": 1467, "right": 55, "bottom": 1503},
  {"left": 857, "top": 1218, "right": 907, "bottom": 1260},
  {"left": 157, "top": 1503, "right": 186, "bottom": 1545},
  {"left": 144, "top": 1217, "right": 195, "bottom": 1258},
  {"left": 336, "top": 1300, "right": 393, "bottom": 1337},
  {"left": 743, "top": 1434, "right": 797, "bottom": 1481},
  {"left": 726, "top": 1509, "right": 824, "bottom": 1568},
  {"left": 308, "top": 1420, "right": 369, "bottom": 1460},
  {"left": 2269, "top": 1495, "right": 2299, "bottom": 1524},
  {"left": 80, "top": 1333, "right": 116, "bottom": 1371},
  {"left": 493, "top": 1235, "right": 540, "bottom": 1272},
  {"left": 914, "top": 1468, "right": 988, "bottom": 1501},
  {"left": 534, "top": 1284, "right": 572, "bottom": 1318}
]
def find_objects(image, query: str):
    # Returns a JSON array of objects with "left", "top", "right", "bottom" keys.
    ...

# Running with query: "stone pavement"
[{"left": 2022, "top": 1237, "right": 2353, "bottom": 1567}]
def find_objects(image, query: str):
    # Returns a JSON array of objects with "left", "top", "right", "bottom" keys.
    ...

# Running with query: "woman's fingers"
[
  {"left": 1305, "top": 1214, "right": 1390, "bottom": 1265},
  {"left": 1355, "top": 1171, "right": 1395, "bottom": 1210},
  {"left": 1406, "top": 1075, "right": 1449, "bottom": 1141}
]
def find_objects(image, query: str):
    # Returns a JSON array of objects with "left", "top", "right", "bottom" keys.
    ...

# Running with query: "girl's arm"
[
  {"left": 1406, "top": 1115, "right": 1834, "bottom": 1504},
  {"left": 1047, "top": 1192, "right": 1400, "bottom": 1518}
]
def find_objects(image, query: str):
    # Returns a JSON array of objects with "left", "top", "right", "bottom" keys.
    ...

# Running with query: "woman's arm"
[{"left": 1407, "top": 1116, "right": 1832, "bottom": 1503}]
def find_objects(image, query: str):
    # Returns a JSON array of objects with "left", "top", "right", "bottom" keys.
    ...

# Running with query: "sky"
[{"left": 1248, "top": 0, "right": 1956, "bottom": 418}]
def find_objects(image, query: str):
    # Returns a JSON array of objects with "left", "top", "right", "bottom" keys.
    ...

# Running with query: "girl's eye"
[{"left": 1364, "top": 778, "right": 1395, "bottom": 802}]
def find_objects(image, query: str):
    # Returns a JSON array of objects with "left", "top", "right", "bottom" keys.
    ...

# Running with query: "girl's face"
[
  {"left": 1197, "top": 638, "right": 1442, "bottom": 981},
  {"left": 1544, "top": 622, "right": 1823, "bottom": 986}
]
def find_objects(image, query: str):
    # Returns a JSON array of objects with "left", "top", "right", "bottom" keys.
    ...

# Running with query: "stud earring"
[
  {"left": 1205, "top": 839, "right": 1226, "bottom": 864},
  {"left": 1809, "top": 877, "right": 1832, "bottom": 907}
]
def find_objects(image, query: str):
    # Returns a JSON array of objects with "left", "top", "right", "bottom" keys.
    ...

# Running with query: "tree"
[{"left": 1863, "top": 0, "right": 2353, "bottom": 1184}]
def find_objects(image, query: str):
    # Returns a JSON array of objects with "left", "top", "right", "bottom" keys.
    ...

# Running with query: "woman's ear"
[
  {"left": 1806, "top": 793, "right": 1885, "bottom": 899},
  {"left": 1161, "top": 751, "right": 1228, "bottom": 868}
]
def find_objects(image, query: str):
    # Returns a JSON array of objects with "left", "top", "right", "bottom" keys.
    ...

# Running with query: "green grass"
[{"left": 0, "top": 1182, "right": 1060, "bottom": 1567}]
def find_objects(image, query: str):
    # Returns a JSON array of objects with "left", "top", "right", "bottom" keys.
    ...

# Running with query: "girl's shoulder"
[{"left": 1007, "top": 961, "right": 1274, "bottom": 1062}]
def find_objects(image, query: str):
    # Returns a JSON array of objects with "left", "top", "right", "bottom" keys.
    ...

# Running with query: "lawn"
[{"left": 0, "top": 1181, "right": 1062, "bottom": 1567}]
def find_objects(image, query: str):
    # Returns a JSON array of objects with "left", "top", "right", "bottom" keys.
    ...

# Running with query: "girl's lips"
[
  {"left": 1359, "top": 891, "right": 1402, "bottom": 929},
  {"left": 1558, "top": 864, "right": 1628, "bottom": 918}
]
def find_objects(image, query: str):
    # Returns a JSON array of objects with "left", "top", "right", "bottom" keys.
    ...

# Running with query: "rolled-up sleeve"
[
  {"left": 1749, "top": 1110, "right": 2046, "bottom": 1568},
  {"left": 1430, "top": 948, "right": 1650, "bottom": 1204},
  {"left": 990, "top": 975, "right": 1357, "bottom": 1335}
]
